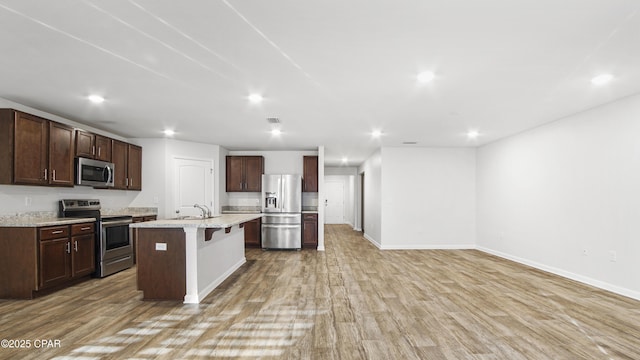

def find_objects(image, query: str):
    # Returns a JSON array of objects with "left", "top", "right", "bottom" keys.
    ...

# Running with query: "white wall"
[
  {"left": 380, "top": 147, "right": 476, "bottom": 249},
  {"left": 358, "top": 149, "right": 382, "bottom": 247},
  {"left": 476, "top": 93, "right": 640, "bottom": 300}
]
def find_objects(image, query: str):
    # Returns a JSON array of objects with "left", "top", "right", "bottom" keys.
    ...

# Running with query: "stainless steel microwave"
[{"left": 75, "top": 157, "right": 115, "bottom": 187}]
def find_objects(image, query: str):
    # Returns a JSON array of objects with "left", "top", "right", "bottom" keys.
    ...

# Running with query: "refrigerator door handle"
[{"left": 280, "top": 176, "right": 285, "bottom": 211}]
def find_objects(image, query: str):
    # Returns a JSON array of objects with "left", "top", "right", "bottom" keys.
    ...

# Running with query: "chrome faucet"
[{"left": 193, "top": 204, "right": 211, "bottom": 218}]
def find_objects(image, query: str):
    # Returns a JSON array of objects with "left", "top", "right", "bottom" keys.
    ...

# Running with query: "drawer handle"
[
  {"left": 80, "top": 227, "right": 91, "bottom": 231},
  {"left": 51, "top": 230, "right": 64, "bottom": 234}
]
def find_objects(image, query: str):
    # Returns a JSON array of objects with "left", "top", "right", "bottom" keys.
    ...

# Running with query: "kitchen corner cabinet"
[
  {"left": 243, "top": 217, "right": 261, "bottom": 247},
  {"left": 0, "top": 222, "right": 95, "bottom": 299},
  {"left": 0, "top": 109, "right": 74, "bottom": 187},
  {"left": 112, "top": 140, "right": 142, "bottom": 190},
  {"left": 303, "top": 156, "right": 318, "bottom": 192},
  {"left": 226, "top": 156, "right": 264, "bottom": 192},
  {"left": 302, "top": 213, "right": 318, "bottom": 249}
]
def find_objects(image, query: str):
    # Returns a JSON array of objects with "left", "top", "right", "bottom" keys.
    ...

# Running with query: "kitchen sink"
[{"left": 171, "top": 215, "right": 221, "bottom": 220}]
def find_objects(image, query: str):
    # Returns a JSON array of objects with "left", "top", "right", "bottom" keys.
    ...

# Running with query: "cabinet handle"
[
  {"left": 52, "top": 169, "right": 56, "bottom": 181},
  {"left": 66, "top": 242, "right": 71, "bottom": 254},
  {"left": 126, "top": 178, "right": 129, "bottom": 186},
  {"left": 74, "top": 241, "right": 78, "bottom": 252},
  {"left": 130, "top": 178, "right": 133, "bottom": 187},
  {"left": 97, "top": 147, "right": 101, "bottom": 157},
  {"left": 80, "top": 227, "right": 91, "bottom": 231},
  {"left": 92, "top": 145, "right": 96, "bottom": 155},
  {"left": 44, "top": 168, "right": 48, "bottom": 180},
  {"left": 52, "top": 230, "right": 63, "bottom": 234}
]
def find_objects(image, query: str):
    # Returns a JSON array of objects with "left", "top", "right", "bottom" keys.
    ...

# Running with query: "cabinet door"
[
  {"left": 127, "top": 144, "right": 142, "bottom": 190},
  {"left": 303, "top": 156, "right": 318, "bottom": 192},
  {"left": 303, "top": 214, "right": 318, "bottom": 248},
  {"left": 39, "top": 238, "right": 71, "bottom": 288},
  {"left": 226, "top": 156, "right": 244, "bottom": 192},
  {"left": 244, "top": 218, "right": 261, "bottom": 247},
  {"left": 95, "top": 135, "right": 112, "bottom": 162},
  {"left": 111, "top": 140, "right": 128, "bottom": 189},
  {"left": 244, "top": 156, "right": 264, "bottom": 192},
  {"left": 75, "top": 130, "right": 95, "bottom": 158},
  {"left": 72, "top": 234, "right": 95, "bottom": 277},
  {"left": 48, "top": 122, "right": 75, "bottom": 186},
  {"left": 13, "top": 112, "right": 48, "bottom": 185}
]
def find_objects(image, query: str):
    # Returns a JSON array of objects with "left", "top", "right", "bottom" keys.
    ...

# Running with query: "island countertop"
[{"left": 129, "top": 213, "right": 262, "bottom": 229}]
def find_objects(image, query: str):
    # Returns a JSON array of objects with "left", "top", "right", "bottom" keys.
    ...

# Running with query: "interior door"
[
  {"left": 174, "top": 158, "right": 213, "bottom": 218},
  {"left": 325, "top": 180, "right": 345, "bottom": 224}
]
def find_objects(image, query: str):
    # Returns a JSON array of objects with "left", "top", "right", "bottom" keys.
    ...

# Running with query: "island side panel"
[
  {"left": 196, "top": 226, "right": 246, "bottom": 301},
  {"left": 136, "top": 228, "right": 186, "bottom": 301}
]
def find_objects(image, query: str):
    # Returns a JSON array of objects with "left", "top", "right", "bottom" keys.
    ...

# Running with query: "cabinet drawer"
[
  {"left": 71, "top": 223, "right": 95, "bottom": 236},
  {"left": 39, "top": 225, "right": 69, "bottom": 240},
  {"left": 303, "top": 214, "right": 318, "bottom": 221}
]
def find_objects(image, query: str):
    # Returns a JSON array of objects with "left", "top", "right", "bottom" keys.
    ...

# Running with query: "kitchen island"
[{"left": 130, "top": 213, "right": 262, "bottom": 304}]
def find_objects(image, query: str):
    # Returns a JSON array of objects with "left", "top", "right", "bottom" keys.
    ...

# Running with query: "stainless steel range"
[{"left": 60, "top": 199, "right": 133, "bottom": 277}]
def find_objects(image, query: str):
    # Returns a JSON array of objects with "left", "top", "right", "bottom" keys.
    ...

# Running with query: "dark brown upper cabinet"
[
  {"left": 75, "top": 130, "right": 112, "bottom": 162},
  {"left": 75, "top": 130, "right": 95, "bottom": 158},
  {"left": 0, "top": 109, "right": 74, "bottom": 187},
  {"left": 303, "top": 156, "right": 318, "bottom": 192},
  {"left": 226, "top": 156, "right": 264, "bottom": 192},
  {"left": 112, "top": 140, "right": 142, "bottom": 190}
]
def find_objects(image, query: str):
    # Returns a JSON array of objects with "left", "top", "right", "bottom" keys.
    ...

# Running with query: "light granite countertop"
[
  {"left": 0, "top": 217, "right": 96, "bottom": 227},
  {"left": 129, "top": 213, "right": 262, "bottom": 229}
]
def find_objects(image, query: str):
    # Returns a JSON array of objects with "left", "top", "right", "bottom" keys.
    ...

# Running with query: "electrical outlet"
[
  {"left": 25, "top": 197, "right": 32, "bottom": 206},
  {"left": 609, "top": 251, "right": 617, "bottom": 262},
  {"left": 153, "top": 196, "right": 159, "bottom": 204},
  {"left": 582, "top": 249, "right": 588, "bottom": 256}
]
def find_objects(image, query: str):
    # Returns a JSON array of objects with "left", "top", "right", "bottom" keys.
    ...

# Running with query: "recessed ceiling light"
[
  {"left": 417, "top": 71, "right": 435, "bottom": 83},
  {"left": 271, "top": 128, "right": 281, "bottom": 136},
  {"left": 467, "top": 130, "right": 480, "bottom": 139},
  {"left": 372, "top": 130, "right": 382, "bottom": 138},
  {"left": 591, "top": 74, "right": 613, "bottom": 85},
  {"left": 88, "top": 94, "right": 105, "bottom": 104},
  {"left": 163, "top": 129, "right": 175, "bottom": 137},
  {"left": 248, "top": 93, "right": 263, "bottom": 104}
]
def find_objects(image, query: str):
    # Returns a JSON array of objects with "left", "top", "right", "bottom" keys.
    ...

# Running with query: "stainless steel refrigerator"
[{"left": 261, "top": 174, "right": 302, "bottom": 249}]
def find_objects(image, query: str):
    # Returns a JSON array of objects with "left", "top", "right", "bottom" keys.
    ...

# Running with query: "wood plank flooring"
[{"left": 1, "top": 224, "right": 639, "bottom": 359}]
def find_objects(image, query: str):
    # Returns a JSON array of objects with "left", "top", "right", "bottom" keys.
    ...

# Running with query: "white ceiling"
[{"left": 1, "top": 1, "right": 639, "bottom": 166}]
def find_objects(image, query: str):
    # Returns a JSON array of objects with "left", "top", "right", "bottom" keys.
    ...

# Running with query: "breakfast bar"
[{"left": 130, "top": 213, "right": 262, "bottom": 304}]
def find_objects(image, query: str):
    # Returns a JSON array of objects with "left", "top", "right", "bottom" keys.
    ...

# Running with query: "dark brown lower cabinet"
[
  {"left": 0, "top": 222, "right": 95, "bottom": 299},
  {"left": 303, "top": 213, "right": 318, "bottom": 249},
  {"left": 243, "top": 218, "right": 261, "bottom": 247}
]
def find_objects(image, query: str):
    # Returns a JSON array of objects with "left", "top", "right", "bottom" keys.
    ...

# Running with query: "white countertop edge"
[{"left": 129, "top": 213, "right": 262, "bottom": 229}]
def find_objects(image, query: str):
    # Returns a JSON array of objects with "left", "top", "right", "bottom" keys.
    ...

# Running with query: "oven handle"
[{"left": 102, "top": 219, "right": 133, "bottom": 227}]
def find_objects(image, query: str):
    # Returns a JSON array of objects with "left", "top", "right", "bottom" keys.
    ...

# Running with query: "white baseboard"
[
  {"left": 363, "top": 233, "right": 381, "bottom": 249},
  {"left": 380, "top": 244, "right": 476, "bottom": 250},
  {"left": 477, "top": 246, "right": 640, "bottom": 301}
]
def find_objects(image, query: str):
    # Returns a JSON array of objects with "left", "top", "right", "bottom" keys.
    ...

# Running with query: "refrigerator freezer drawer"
[
  {"left": 261, "top": 224, "right": 301, "bottom": 249},
  {"left": 262, "top": 213, "right": 302, "bottom": 225}
]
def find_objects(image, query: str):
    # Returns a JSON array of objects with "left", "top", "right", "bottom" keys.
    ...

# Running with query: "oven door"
[{"left": 101, "top": 218, "right": 133, "bottom": 260}]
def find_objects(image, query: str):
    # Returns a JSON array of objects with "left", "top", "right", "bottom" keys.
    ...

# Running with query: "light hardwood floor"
[{"left": 1, "top": 224, "right": 639, "bottom": 359}]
